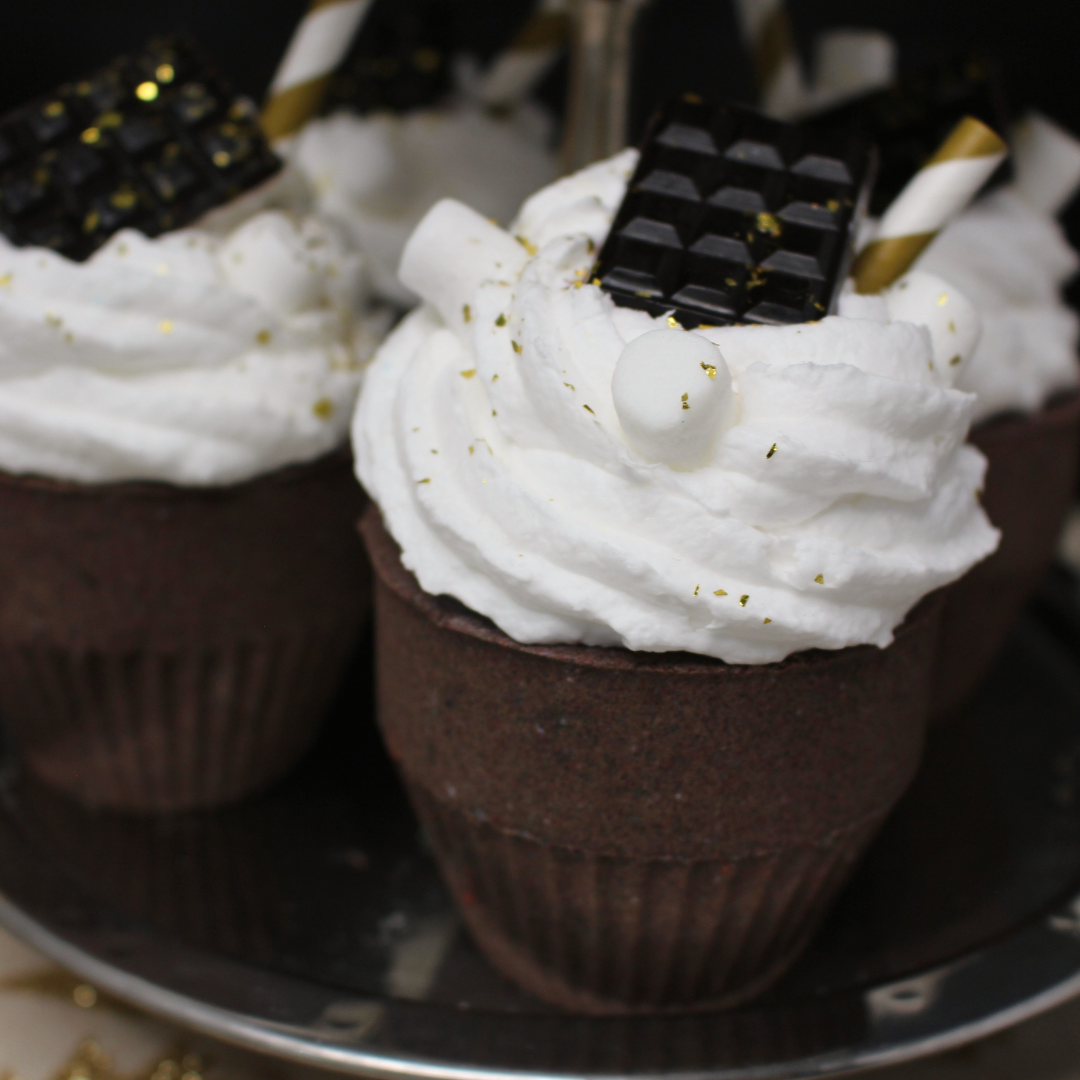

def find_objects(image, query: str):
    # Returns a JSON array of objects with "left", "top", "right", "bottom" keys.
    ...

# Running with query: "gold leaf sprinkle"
[
  {"left": 81, "top": 126, "right": 101, "bottom": 145},
  {"left": 159, "top": 319, "right": 174, "bottom": 334},
  {"left": 766, "top": 443, "right": 778, "bottom": 458},
  {"left": 460, "top": 368, "right": 477, "bottom": 378},
  {"left": 469, "top": 445, "right": 475, "bottom": 454},
  {"left": 417, "top": 478, "right": 431, "bottom": 484},
  {"left": 212, "top": 150, "right": 231, "bottom": 168},
  {"left": 312, "top": 397, "right": 334, "bottom": 419},
  {"left": 948, "top": 320, "right": 956, "bottom": 333},
  {"left": 591, "top": 277, "right": 602, "bottom": 287},
  {"left": 583, "top": 404, "right": 595, "bottom": 415},
  {"left": 587, "top": 238, "right": 596, "bottom": 254},
  {"left": 714, "top": 589, "right": 727, "bottom": 596},
  {"left": 693, "top": 584, "right": 700, "bottom": 596},
  {"left": 431, "top": 449, "right": 438, "bottom": 454},
  {"left": 156, "top": 63, "right": 176, "bottom": 82},
  {"left": 563, "top": 382, "right": 575, "bottom": 390},
  {"left": 0, "top": 273, "right": 12, "bottom": 287},
  {"left": 681, "top": 392, "right": 690, "bottom": 410},
  {"left": 491, "top": 373, "right": 499, "bottom": 382},
  {"left": 739, "top": 595, "right": 749, "bottom": 607},
  {"left": 814, "top": 573, "right": 824, "bottom": 584},
  {"left": 511, "top": 340, "right": 522, "bottom": 354},
  {"left": 701, "top": 362, "right": 716, "bottom": 379},
  {"left": 45, "top": 312, "right": 62, "bottom": 328},
  {"left": 44, "top": 101, "right": 65, "bottom": 117},
  {"left": 667, "top": 315, "right": 679, "bottom": 328},
  {"left": 495, "top": 314, "right": 506, "bottom": 326},
  {"left": 826, "top": 199, "right": 840, "bottom": 212},
  {"left": 937, "top": 293, "right": 948, "bottom": 306},
  {"left": 763, "top": 617, "right": 772, "bottom": 624},
  {"left": 256, "top": 329, "right": 271, "bottom": 345},
  {"left": 515, "top": 235, "right": 537, "bottom": 255},
  {"left": 756, "top": 211, "right": 781, "bottom": 236},
  {"left": 82, "top": 210, "right": 100, "bottom": 233},
  {"left": 462, "top": 304, "right": 471, "bottom": 323},
  {"left": 950, "top": 354, "right": 962, "bottom": 366},
  {"left": 492, "top": 410, "right": 497, "bottom": 416},
  {"left": 136, "top": 81, "right": 159, "bottom": 102}
]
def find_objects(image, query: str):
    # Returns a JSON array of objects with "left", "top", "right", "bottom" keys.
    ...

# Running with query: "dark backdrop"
[{"left": 1, "top": 0, "right": 1079, "bottom": 266}]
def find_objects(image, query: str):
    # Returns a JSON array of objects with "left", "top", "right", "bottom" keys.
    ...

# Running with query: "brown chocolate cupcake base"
[
  {"left": 0, "top": 450, "right": 370, "bottom": 811},
  {"left": 932, "top": 391, "right": 1080, "bottom": 719},
  {"left": 361, "top": 508, "right": 944, "bottom": 1013}
]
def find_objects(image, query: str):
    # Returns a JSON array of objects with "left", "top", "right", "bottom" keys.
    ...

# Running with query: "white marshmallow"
[
  {"left": 1011, "top": 111, "right": 1080, "bottom": 216},
  {"left": 399, "top": 199, "right": 529, "bottom": 336},
  {"left": 612, "top": 329, "right": 734, "bottom": 468},
  {"left": 883, "top": 270, "right": 981, "bottom": 383}
]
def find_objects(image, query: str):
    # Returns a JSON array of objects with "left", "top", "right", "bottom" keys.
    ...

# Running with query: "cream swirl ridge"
[
  {"left": 354, "top": 151, "right": 1000, "bottom": 663},
  {"left": 0, "top": 172, "right": 389, "bottom": 486}
]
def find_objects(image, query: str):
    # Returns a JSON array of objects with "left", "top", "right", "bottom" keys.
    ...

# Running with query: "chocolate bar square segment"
[
  {"left": 807, "top": 55, "right": 1010, "bottom": 215},
  {"left": 0, "top": 34, "right": 281, "bottom": 262},
  {"left": 594, "top": 98, "right": 873, "bottom": 329}
]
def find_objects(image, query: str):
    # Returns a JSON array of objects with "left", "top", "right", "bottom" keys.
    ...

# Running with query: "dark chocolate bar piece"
[
  {"left": 808, "top": 55, "right": 1010, "bottom": 216},
  {"left": 594, "top": 96, "right": 873, "bottom": 329},
  {"left": 0, "top": 35, "right": 281, "bottom": 262},
  {"left": 325, "top": 0, "right": 453, "bottom": 115}
]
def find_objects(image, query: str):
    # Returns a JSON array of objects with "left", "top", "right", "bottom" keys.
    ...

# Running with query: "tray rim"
[{"left": 3, "top": 887, "right": 1080, "bottom": 1080}]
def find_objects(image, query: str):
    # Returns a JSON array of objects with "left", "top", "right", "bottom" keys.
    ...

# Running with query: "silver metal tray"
[{"left": 2, "top": 569, "right": 1080, "bottom": 1079}]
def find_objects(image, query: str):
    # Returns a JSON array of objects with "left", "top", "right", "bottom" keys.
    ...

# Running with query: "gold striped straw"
[
  {"left": 476, "top": 0, "right": 570, "bottom": 109},
  {"left": 732, "top": 0, "right": 806, "bottom": 120},
  {"left": 852, "top": 116, "right": 1008, "bottom": 294},
  {"left": 261, "top": 0, "right": 373, "bottom": 144}
]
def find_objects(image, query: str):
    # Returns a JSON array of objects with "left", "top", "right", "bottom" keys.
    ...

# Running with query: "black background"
[{"left": 1, "top": 0, "right": 1079, "bottom": 278}]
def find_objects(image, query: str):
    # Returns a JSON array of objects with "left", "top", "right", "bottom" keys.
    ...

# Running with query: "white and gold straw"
[
  {"left": 476, "top": 0, "right": 570, "bottom": 110},
  {"left": 852, "top": 116, "right": 1008, "bottom": 295},
  {"left": 732, "top": 0, "right": 806, "bottom": 120},
  {"left": 261, "top": 0, "right": 373, "bottom": 144}
]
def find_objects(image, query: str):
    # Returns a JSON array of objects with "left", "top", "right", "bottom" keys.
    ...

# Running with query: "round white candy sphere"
[{"left": 611, "top": 328, "right": 735, "bottom": 469}]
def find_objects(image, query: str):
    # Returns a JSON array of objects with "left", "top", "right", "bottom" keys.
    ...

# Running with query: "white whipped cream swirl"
[
  {"left": 917, "top": 187, "right": 1080, "bottom": 423},
  {"left": 354, "top": 151, "right": 999, "bottom": 663},
  {"left": 0, "top": 171, "right": 389, "bottom": 486}
]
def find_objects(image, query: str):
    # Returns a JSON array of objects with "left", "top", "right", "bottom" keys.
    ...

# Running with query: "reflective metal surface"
[{"left": 0, "top": 569, "right": 1080, "bottom": 1078}]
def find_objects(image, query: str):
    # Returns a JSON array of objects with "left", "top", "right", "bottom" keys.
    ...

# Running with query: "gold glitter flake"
[
  {"left": 312, "top": 397, "right": 334, "bottom": 419},
  {"left": 937, "top": 293, "right": 948, "bottom": 306},
  {"left": 693, "top": 584, "right": 700, "bottom": 596},
  {"left": 460, "top": 368, "right": 477, "bottom": 378},
  {"left": 948, "top": 320, "right": 956, "bottom": 333},
  {"left": 157, "top": 63, "right": 176, "bottom": 82},
  {"left": 814, "top": 573, "right": 824, "bottom": 584},
  {"left": 0, "top": 273, "right": 11, "bottom": 287},
  {"left": 491, "top": 373, "right": 499, "bottom": 382},
  {"left": 563, "top": 381, "right": 575, "bottom": 390},
  {"left": 587, "top": 238, "right": 596, "bottom": 254},
  {"left": 417, "top": 477, "right": 431, "bottom": 484},
  {"left": 212, "top": 150, "right": 231, "bottom": 168},
  {"left": 950, "top": 354, "right": 962, "bottom": 366},
  {"left": 583, "top": 404, "right": 595, "bottom": 415},
  {"left": 591, "top": 277, "right": 601, "bottom": 287},
  {"left": 73, "top": 983, "right": 98, "bottom": 1008},
  {"left": 756, "top": 212, "right": 781, "bottom": 236},
  {"left": 714, "top": 588, "right": 727, "bottom": 596},
  {"left": 763, "top": 617, "right": 772, "bottom": 624},
  {"left": 468, "top": 445, "right": 475, "bottom": 454},
  {"left": 766, "top": 443, "right": 778, "bottom": 458},
  {"left": 495, "top": 314, "right": 506, "bottom": 326},
  {"left": 739, "top": 595, "right": 749, "bottom": 607},
  {"left": 110, "top": 188, "right": 137, "bottom": 210},
  {"left": 462, "top": 304, "right": 472, "bottom": 323},
  {"left": 701, "top": 362, "right": 716, "bottom": 379},
  {"left": 667, "top": 315, "right": 679, "bottom": 328},
  {"left": 81, "top": 126, "right": 101, "bottom": 144},
  {"left": 159, "top": 319, "right": 174, "bottom": 334},
  {"left": 45, "top": 312, "right": 62, "bottom": 328},
  {"left": 99, "top": 110, "right": 123, "bottom": 128},
  {"left": 82, "top": 210, "right": 100, "bottom": 233},
  {"left": 256, "top": 329, "right": 271, "bottom": 345},
  {"left": 681, "top": 392, "right": 690, "bottom": 410},
  {"left": 515, "top": 235, "right": 538, "bottom": 256},
  {"left": 136, "top": 81, "right": 160, "bottom": 102},
  {"left": 511, "top": 340, "right": 522, "bottom": 354},
  {"left": 826, "top": 199, "right": 840, "bottom": 212}
]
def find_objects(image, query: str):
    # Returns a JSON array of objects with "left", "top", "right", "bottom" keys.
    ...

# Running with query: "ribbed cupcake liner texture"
[
  {"left": 0, "top": 450, "right": 370, "bottom": 811},
  {"left": 932, "top": 391, "right": 1080, "bottom": 718},
  {"left": 410, "top": 782, "right": 881, "bottom": 1012},
  {"left": 361, "top": 507, "right": 943, "bottom": 1012}
]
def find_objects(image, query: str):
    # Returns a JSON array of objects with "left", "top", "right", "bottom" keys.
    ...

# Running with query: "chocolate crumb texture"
[{"left": 0, "top": 34, "right": 281, "bottom": 261}]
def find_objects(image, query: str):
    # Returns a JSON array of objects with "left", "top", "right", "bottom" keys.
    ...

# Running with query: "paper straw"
[
  {"left": 476, "top": 0, "right": 570, "bottom": 109},
  {"left": 732, "top": 0, "right": 806, "bottom": 120},
  {"left": 852, "top": 116, "right": 1008, "bottom": 295},
  {"left": 261, "top": 0, "right": 372, "bottom": 144}
]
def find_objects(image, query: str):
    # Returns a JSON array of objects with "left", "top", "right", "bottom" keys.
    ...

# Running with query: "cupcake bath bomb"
[{"left": 353, "top": 149, "right": 999, "bottom": 1011}]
